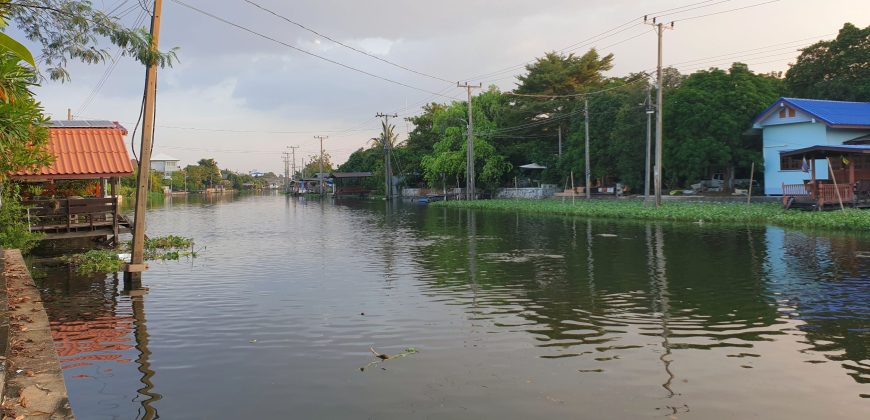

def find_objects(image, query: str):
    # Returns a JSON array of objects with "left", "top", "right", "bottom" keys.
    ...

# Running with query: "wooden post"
[
  {"left": 571, "top": 171, "right": 576, "bottom": 206},
  {"left": 128, "top": 0, "right": 164, "bottom": 275},
  {"left": 827, "top": 157, "right": 845, "bottom": 211},
  {"left": 849, "top": 155, "right": 855, "bottom": 185},
  {"left": 811, "top": 158, "right": 817, "bottom": 200},
  {"left": 747, "top": 162, "right": 755, "bottom": 205}
]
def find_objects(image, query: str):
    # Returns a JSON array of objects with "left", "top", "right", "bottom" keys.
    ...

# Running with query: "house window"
[
  {"left": 788, "top": 108, "right": 795, "bottom": 117},
  {"left": 780, "top": 155, "right": 804, "bottom": 171},
  {"left": 779, "top": 109, "right": 786, "bottom": 118}
]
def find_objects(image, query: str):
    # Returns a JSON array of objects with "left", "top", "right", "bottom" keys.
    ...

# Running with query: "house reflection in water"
[{"left": 38, "top": 269, "right": 161, "bottom": 419}]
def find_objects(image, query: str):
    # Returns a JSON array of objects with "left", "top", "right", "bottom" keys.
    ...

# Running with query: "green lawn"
[{"left": 431, "top": 199, "right": 870, "bottom": 231}]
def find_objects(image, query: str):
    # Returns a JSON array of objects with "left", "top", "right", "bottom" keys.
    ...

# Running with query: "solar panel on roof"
[{"left": 48, "top": 120, "right": 117, "bottom": 128}]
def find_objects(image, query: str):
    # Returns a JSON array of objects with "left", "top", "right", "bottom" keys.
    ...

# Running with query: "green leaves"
[
  {"left": 0, "top": 31, "right": 36, "bottom": 67},
  {"left": 785, "top": 23, "right": 870, "bottom": 101}
]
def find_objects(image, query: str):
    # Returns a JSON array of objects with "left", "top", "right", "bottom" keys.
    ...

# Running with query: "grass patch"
[{"left": 431, "top": 199, "right": 870, "bottom": 231}]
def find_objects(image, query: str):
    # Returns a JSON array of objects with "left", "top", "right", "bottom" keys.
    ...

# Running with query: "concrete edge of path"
[{"left": 1, "top": 248, "right": 74, "bottom": 419}]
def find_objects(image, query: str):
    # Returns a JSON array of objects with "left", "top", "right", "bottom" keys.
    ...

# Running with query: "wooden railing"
[
  {"left": 24, "top": 197, "right": 119, "bottom": 233},
  {"left": 818, "top": 184, "right": 854, "bottom": 208}
]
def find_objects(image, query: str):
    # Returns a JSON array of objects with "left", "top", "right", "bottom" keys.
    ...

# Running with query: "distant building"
[
  {"left": 752, "top": 98, "right": 870, "bottom": 195},
  {"left": 150, "top": 153, "right": 180, "bottom": 178}
]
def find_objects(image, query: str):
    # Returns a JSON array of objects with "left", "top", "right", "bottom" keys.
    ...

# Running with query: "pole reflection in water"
[
  {"left": 123, "top": 278, "right": 161, "bottom": 419},
  {"left": 647, "top": 223, "right": 683, "bottom": 414}
]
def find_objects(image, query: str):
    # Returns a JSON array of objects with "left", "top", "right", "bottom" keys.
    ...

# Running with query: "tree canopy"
[
  {"left": 785, "top": 23, "right": 870, "bottom": 101},
  {"left": 1, "top": 0, "right": 177, "bottom": 81}
]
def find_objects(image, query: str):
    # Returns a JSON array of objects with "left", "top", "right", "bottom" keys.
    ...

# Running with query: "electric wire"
[
  {"left": 240, "top": 0, "right": 455, "bottom": 84},
  {"left": 172, "top": 0, "right": 461, "bottom": 100}
]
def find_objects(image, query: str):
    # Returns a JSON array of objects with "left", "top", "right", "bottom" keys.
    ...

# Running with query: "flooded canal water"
[{"left": 33, "top": 193, "right": 869, "bottom": 419}]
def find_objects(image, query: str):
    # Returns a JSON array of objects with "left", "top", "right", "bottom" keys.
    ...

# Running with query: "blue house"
[{"left": 752, "top": 98, "right": 870, "bottom": 195}]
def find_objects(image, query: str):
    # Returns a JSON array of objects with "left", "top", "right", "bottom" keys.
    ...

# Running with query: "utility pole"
[
  {"left": 282, "top": 151, "right": 291, "bottom": 192},
  {"left": 314, "top": 136, "right": 328, "bottom": 195},
  {"left": 645, "top": 16, "right": 674, "bottom": 207},
  {"left": 375, "top": 113, "right": 398, "bottom": 199},
  {"left": 558, "top": 125, "right": 562, "bottom": 158},
  {"left": 458, "top": 82, "right": 482, "bottom": 200},
  {"left": 288, "top": 145, "right": 298, "bottom": 180},
  {"left": 644, "top": 85, "right": 654, "bottom": 202},
  {"left": 584, "top": 97, "right": 591, "bottom": 199},
  {"left": 127, "top": 0, "right": 164, "bottom": 278}
]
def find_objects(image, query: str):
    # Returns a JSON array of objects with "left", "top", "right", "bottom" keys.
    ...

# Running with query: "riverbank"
[
  {"left": 1, "top": 249, "right": 74, "bottom": 419},
  {"left": 431, "top": 199, "right": 870, "bottom": 231}
]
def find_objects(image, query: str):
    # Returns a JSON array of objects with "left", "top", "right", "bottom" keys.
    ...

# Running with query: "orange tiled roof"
[{"left": 10, "top": 122, "right": 135, "bottom": 180}]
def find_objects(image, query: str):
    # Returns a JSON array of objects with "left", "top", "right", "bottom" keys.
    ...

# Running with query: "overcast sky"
[{"left": 19, "top": 0, "right": 870, "bottom": 174}]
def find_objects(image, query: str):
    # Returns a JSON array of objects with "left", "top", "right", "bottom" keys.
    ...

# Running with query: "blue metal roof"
[{"left": 752, "top": 97, "right": 870, "bottom": 127}]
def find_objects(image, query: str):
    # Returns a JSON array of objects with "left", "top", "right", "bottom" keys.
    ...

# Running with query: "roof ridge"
[{"left": 783, "top": 97, "right": 870, "bottom": 105}]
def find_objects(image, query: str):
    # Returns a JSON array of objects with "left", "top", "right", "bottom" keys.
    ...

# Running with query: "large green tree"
[
  {"left": 664, "top": 63, "right": 784, "bottom": 187},
  {"left": 421, "top": 86, "right": 511, "bottom": 189},
  {"left": 786, "top": 23, "right": 870, "bottom": 101}
]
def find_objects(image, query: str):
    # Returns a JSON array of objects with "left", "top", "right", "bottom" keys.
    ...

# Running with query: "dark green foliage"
[
  {"left": 664, "top": 63, "right": 784, "bottom": 187},
  {"left": 0, "top": 184, "right": 43, "bottom": 253},
  {"left": 0, "top": 52, "right": 51, "bottom": 179},
  {"left": 59, "top": 249, "right": 123, "bottom": 274},
  {"left": 786, "top": 23, "right": 870, "bottom": 101},
  {"left": 434, "top": 199, "right": 870, "bottom": 232}
]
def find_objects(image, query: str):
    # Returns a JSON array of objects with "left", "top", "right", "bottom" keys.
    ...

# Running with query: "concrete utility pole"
[
  {"left": 645, "top": 16, "right": 674, "bottom": 207},
  {"left": 584, "top": 97, "right": 591, "bottom": 199},
  {"left": 128, "top": 0, "right": 164, "bottom": 278},
  {"left": 644, "top": 85, "right": 654, "bottom": 202},
  {"left": 314, "top": 136, "right": 328, "bottom": 195},
  {"left": 288, "top": 145, "right": 298, "bottom": 180},
  {"left": 282, "top": 151, "right": 291, "bottom": 192},
  {"left": 458, "top": 82, "right": 482, "bottom": 200},
  {"left": 558, "top": 125, "right": 562, "bottom": 157},
  {"left": 375, "top": 113, "right": 398, "bottom": 199}
]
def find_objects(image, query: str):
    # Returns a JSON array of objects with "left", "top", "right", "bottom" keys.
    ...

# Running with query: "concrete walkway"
[{"left": 1, "top": 248, "right": 74, "bottom": 419}]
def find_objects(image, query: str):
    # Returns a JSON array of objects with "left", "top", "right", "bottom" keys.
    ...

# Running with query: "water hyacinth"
[{"left": 432, "top": 199, "right": 870, "bottom": 232}]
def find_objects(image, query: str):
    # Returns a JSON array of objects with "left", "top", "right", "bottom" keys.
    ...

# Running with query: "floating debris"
[{"left": 360, "top": 347, "right": 419, "bottom": 371}]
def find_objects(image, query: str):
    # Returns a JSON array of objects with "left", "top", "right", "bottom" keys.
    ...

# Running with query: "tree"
[
  {"left": 302, "top": 153, "right": 333, "bottom": 177},
  {"left": 421, "top": 86, "right": 511, "bottom": 189},
  {"left": 498, "top": 49, "right": 616, "bottom": 184},
  {"left": 197, "top": 158, "right": 221, "bottom": 188},
  {"left": 0, "top": 52, "right": 50, "bottom": 182},
  {"left": 665, "top": 63, "right": 784, "bottom": 187},
  {"left": 1, "top": 0, "right": 177, "bottom": 81},
  {"left": 786, "top": 23, "right": 870, "bottom": 101}
]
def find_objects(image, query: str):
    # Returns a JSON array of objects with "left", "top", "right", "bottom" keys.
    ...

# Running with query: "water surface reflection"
[{"left": 34, "top": 195, "right": 870, "bottom": 419}]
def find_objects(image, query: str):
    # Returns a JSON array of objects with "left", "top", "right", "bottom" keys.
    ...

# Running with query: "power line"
[
  {"left": 240, "top": 0, "right": 455, "bottom": 84},
  {"left": 171, "top": 0, "right": 460, "bottom": 100},
  {"left": 675, "top": 0, "right": 780, "bottom": 22}
]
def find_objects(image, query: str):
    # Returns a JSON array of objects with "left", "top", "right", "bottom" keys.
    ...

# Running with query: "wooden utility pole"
[
  {"left": 127, "top": 0, "right": 164, "bottom": 277},
  {"left": 645, "top": 16, "right": 674, "bottom": 207},
  {"left": 375, "top": 113, "right": 397, "bottom": 199},
  {"left": 314, "top": 136, "right": 327, "bottom": 195},
  {"left": 584, "top": 97, "right": 591, "bottom": 199},
  {"left": 458, "top": 82, "right": 482, "bottom": 200}
]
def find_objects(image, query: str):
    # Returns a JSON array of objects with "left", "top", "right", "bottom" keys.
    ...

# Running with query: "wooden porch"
[
  {"left": 24, "top": 197, "right": 132, "bottom": 244},
  {"left": 780, "top": 145, "right": 870, "bottom": 210}
]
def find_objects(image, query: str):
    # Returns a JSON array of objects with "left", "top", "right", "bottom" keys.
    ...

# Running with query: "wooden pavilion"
[
  {"left": 779, "top": 145, "right": 870, "bottom": 210},
  {"left": 329, "top": 172, "right": 374, "bottom": 198},
  {"left": 8, "top": 120, "right": 135, "bottom": 244}
]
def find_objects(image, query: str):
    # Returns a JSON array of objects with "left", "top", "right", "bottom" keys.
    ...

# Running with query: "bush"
[{"left": 0, "top": 184, "right": 44, "bottom": 253}]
